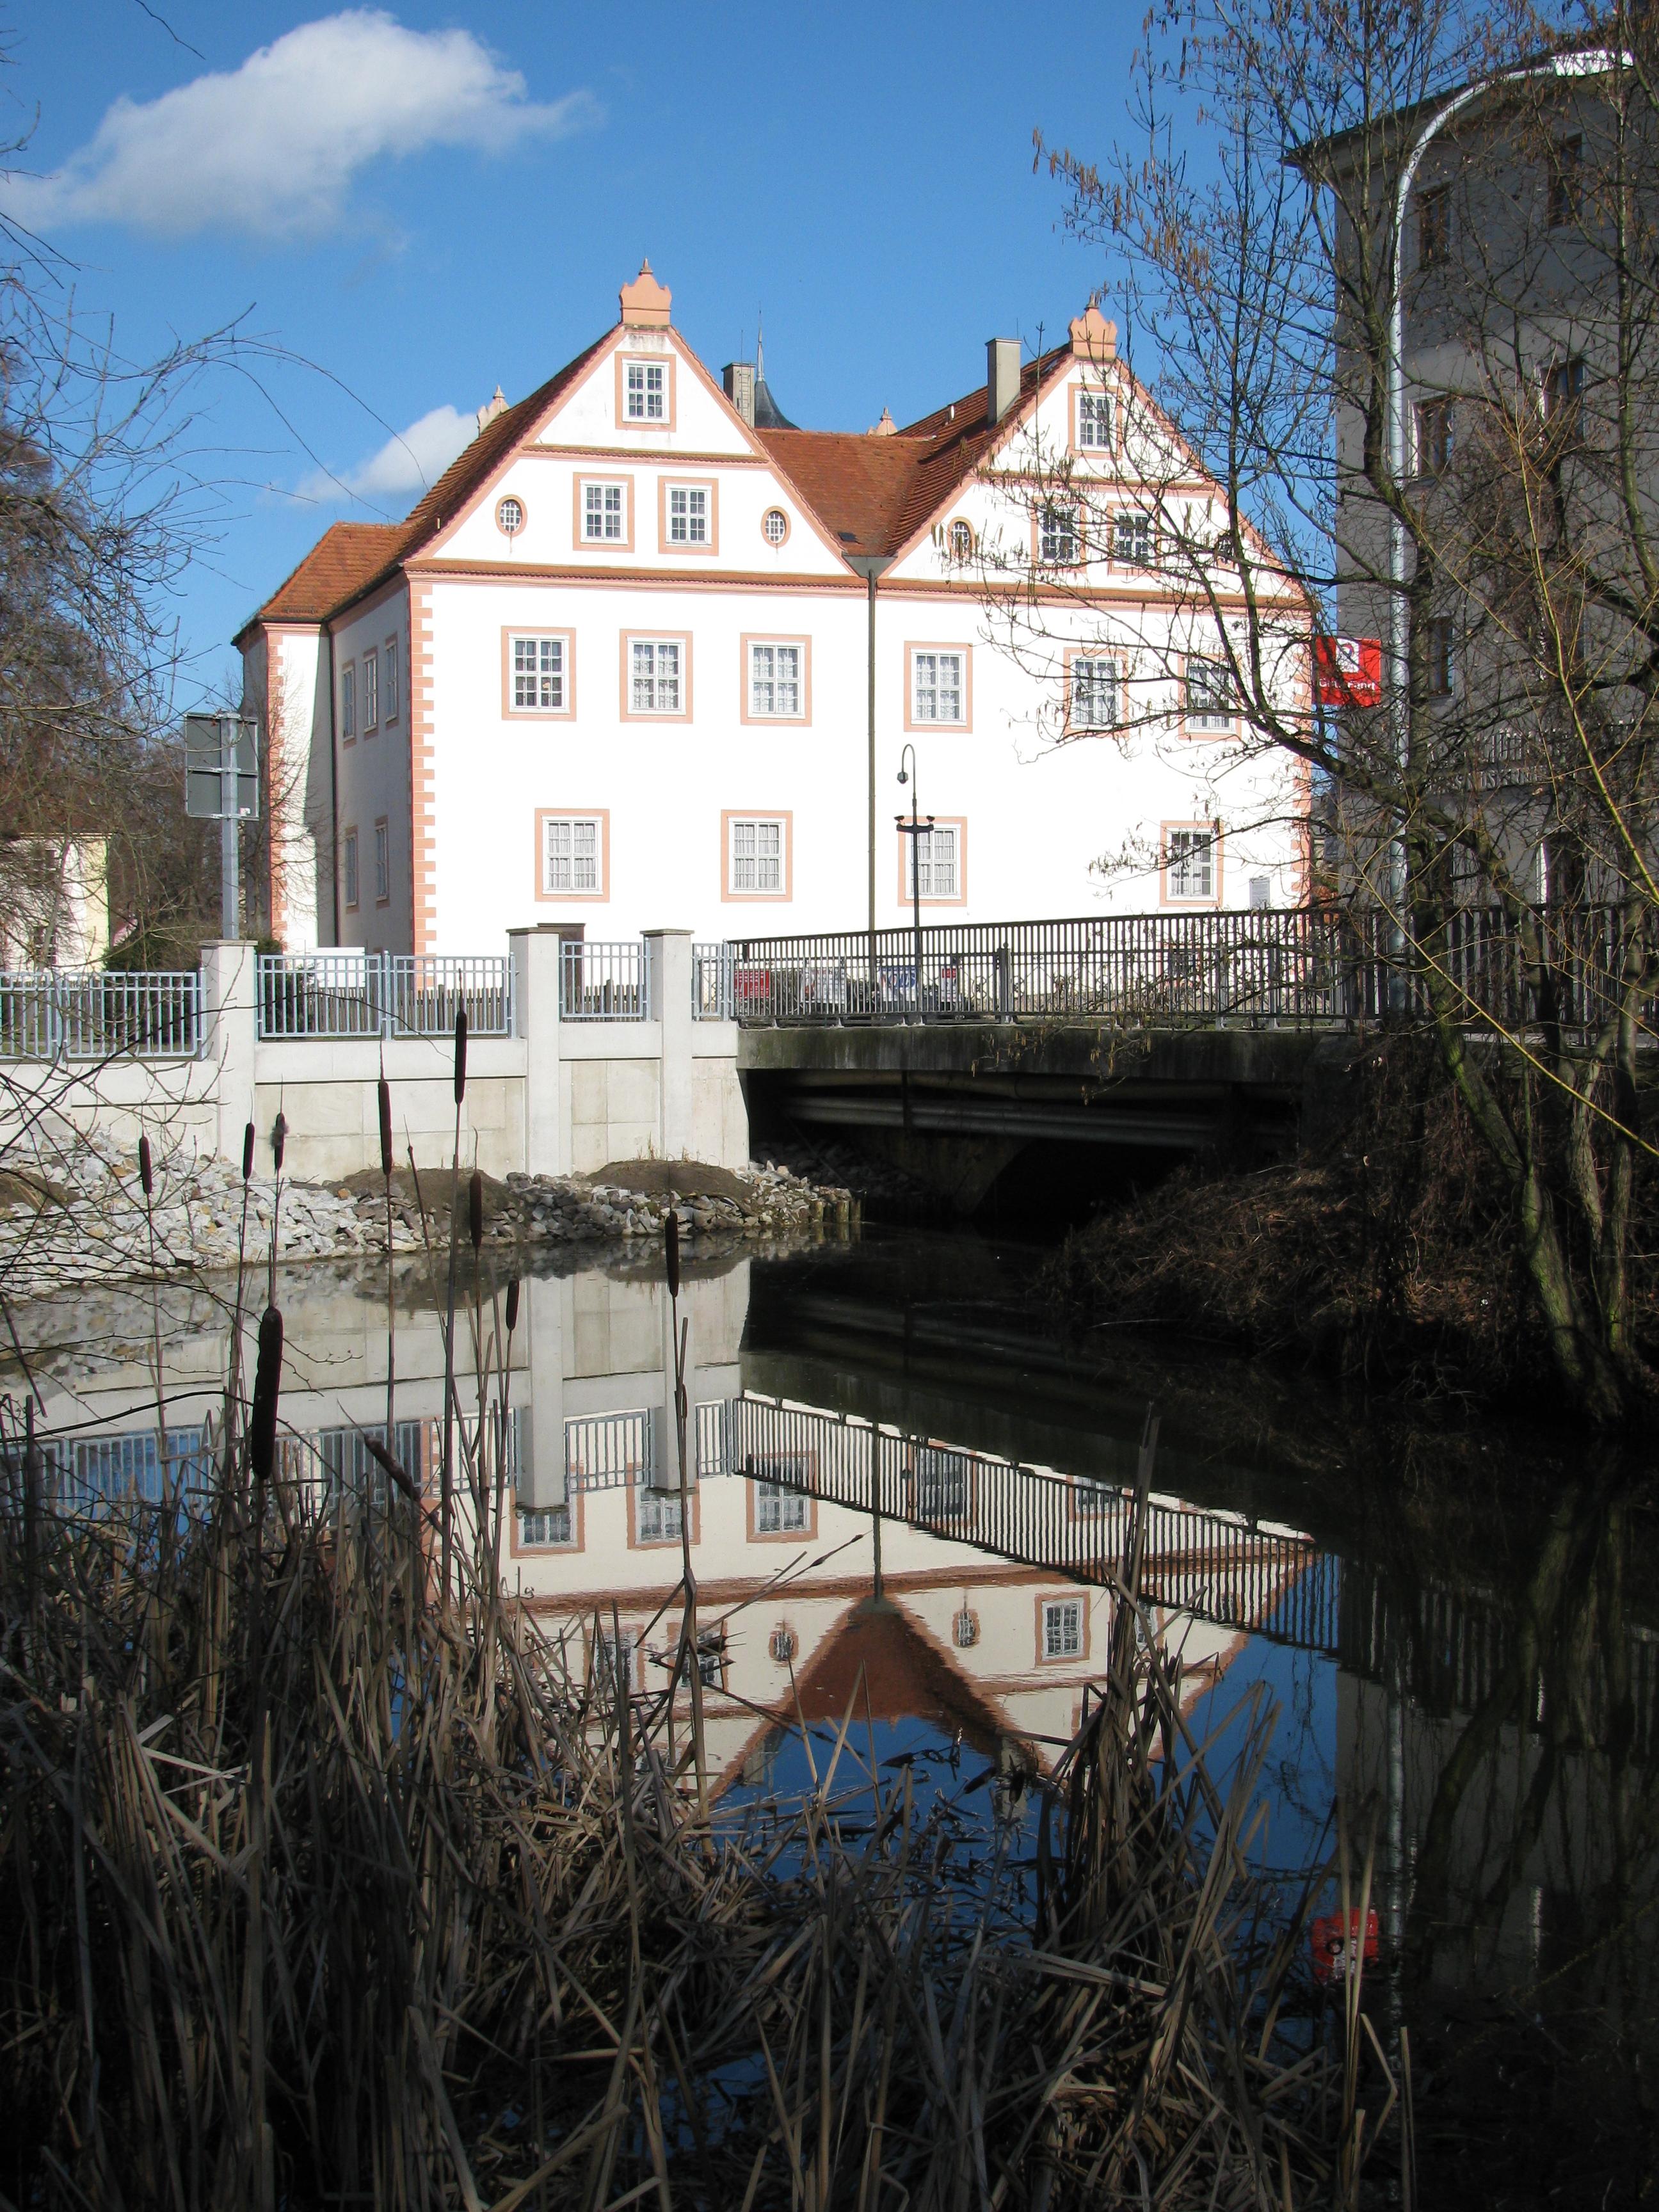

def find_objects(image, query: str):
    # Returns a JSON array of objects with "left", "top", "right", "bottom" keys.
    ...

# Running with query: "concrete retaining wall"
[{"left": 0, "top": 928, "right": 749, "bottom": 1183}]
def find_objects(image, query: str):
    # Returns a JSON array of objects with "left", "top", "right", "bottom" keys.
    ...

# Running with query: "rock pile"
[{"left": 0, "top": 1137, "right": 856, "bottom": 1306}]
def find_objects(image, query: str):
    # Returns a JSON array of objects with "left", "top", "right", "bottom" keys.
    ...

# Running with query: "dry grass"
[{"left": 0, "top": 1426, "right": 1407, "bottom": 2210}]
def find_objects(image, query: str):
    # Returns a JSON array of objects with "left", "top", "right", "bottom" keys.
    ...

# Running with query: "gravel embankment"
[{"left": 0, "top": 1140, "right": 856, "bottom": 1306}]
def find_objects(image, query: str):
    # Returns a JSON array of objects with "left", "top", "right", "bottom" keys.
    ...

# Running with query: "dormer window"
[{"left": 625, "top": 361, "right": 666, "bottom": 421}]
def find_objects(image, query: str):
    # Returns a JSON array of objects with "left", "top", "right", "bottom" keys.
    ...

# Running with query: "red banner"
[{"left": 1313, "top": 636, "right": 1381, "bottom": 708}]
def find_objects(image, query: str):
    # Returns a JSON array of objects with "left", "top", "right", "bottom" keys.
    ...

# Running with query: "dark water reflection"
[{"left": 12, "top": 1225, "right": 1657, "bottom": 2208}]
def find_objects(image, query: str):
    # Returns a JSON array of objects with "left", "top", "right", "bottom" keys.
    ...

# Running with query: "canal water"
[{"left": 12, "top": 1225, "right": 1657, "bottom": 2209}]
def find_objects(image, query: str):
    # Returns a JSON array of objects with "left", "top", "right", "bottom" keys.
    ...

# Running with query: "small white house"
[{"left": 237, "top": 265, "right": 1308, "bottom": 954}]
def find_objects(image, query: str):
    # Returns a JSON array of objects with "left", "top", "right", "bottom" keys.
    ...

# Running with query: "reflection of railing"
[
  {"left": 565, "top": 1408, "right": 656, "bottom": 1489},
  {"left": 257, "top": 952, "right": 512, "bottom": 1040},
  {"left": 719, "top": 1395, "right": 1338, "bottom": 1651},
  {"left": 0, "top": 969, "right": 202, "bottom": 1059}
]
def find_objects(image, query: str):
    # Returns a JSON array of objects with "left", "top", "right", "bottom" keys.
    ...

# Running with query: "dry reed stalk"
[{"left": 0, "top": 1322, "right": 1407, "bottom": 2209}]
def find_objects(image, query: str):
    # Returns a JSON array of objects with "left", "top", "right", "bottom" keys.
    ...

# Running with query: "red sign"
[
  {"left": 1314, "top": 636, "right": 1381, "bottom": 709},
  {"left": 1311, "top": 1907, "right": 1380, "bottom": 1984}
]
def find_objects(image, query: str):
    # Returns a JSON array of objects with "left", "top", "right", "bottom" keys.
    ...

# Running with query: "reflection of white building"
[
  {"left": 26, "top": 1254, "right": 1307, "bottom": 1794},
  {"left": 237, "top": 264, "right": 1307, "bottom": 953}
]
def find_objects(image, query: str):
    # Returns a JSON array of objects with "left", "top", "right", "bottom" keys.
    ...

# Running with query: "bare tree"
[{"left": 1009, "top": 0, "right": 1659, "bottom": 1421}]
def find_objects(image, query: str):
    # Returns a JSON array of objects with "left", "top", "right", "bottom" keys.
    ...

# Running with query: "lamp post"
[
  {"left": 1382, "top": 47, "right": 1624, "bottom": 966},
  {"left": 895, "top": 744, "right": 932, "bottom": 1022}
]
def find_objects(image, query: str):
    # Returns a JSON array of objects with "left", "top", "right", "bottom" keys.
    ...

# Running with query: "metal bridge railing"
[
  {"left": 257, "top": 952, "right": 512, "bottom": 1041},
  {"left": 713, "top": 905, "right": 1657, "bottom": 1034},
  {"left": 560, "top": 940, "right": 651, "bottom": 1022},
  {"left": 692, "top": 943, "right": 733, "bottom": 1020},
  {"left": 0, "top": 969, "right": 202, "bottom": 1059}
]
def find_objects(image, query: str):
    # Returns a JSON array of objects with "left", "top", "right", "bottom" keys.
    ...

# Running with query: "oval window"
[
  {"left": 497, "top": 495, "right": 525, "bottom": 535},
  {"left": 762, "top": 507, "right": 790, "bottom": 547},
  {"left": 947, "top": 518, "right": 974, "bottom": 563}
]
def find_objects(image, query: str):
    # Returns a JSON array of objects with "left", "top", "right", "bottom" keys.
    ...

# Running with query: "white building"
[{"left": 237, "top": 264, "right": 1308, "bottom": 954}]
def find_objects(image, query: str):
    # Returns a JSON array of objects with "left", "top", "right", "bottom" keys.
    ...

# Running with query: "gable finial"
[{"left": 619, "top": 259, "right": 672, "bottom": 328}]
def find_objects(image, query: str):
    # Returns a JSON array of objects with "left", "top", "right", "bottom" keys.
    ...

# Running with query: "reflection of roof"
[{"left": 790, "top": 1596, "right": 1009, "bottom": 1756}]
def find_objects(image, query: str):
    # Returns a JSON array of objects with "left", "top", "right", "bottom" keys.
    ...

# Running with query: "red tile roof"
[
  {"left": 760, "top": 346, "right": 1071, "bottom": 559},
  {"left": 246, "top": 522, "right": 401, "bottom": 630}
]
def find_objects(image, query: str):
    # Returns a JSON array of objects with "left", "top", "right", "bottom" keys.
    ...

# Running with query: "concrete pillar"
[
  {"left": 200, "top": 940, "right": 256, "bottom": 1165},
  {"left": 509, "top": 926, "right": 565, "bottom": 1178},
  {"left": 645, "top": 928, "right": 694, "bottom": 1162}
]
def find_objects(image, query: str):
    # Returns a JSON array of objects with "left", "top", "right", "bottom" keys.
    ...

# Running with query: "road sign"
[
  {"left": 1313, "top": 636, "right": 1382, "bottom": 709},
  {"left": 184, "top": 713, "right": 260, "bottom": 820}
]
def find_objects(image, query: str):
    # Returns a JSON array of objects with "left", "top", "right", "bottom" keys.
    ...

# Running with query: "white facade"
[{"left": 240, "top": 269, "right": 1308, "bottom": 954}]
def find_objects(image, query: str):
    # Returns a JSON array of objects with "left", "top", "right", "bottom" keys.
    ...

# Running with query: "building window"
[
  {"left": 1070, "top": 655, "right": 1119, "bottom": 731},
  {"left": 1185, "top": 657, "right": 1236, "bottom": 733},
  {"left": 904, "top": 822, "right": 959, "bottom": 901},
  {"left": 383, "top": 640, "right": 398, "bottom": 720},
  {"left": 1427, "top": 616, "right": 1455, "bottom": 696},
  {"left": 1549, "top": 134, "right": 1582, "bottom": 227},
  {"left": 947, "top": 517, "right": 974, "bottom": 563},
  {"left": 593, "top": 1626, "right": 641, "bottom": 1694},
  {"left": 769, "top": 1624, "right": 797, "bottom": 1662},
  {"left": 497, "top": 495, "right": 525, "bottom": 536},
  {"left": 1039, "top": 504, "right": 1080, "bottom": 566},
  {"left": 748, "top": 641, "right": 803, "bottom": 719},
  {"left": 583, "top": 481, "right": 627, "bottom": 541},
  {"left": 635, "top": 1488, "right": 684, "bottom": 1544},
  {"left": 1418, "top": 183, "right": 1450, "bottom": 267},
  {"left": 374, "top": 819, "right": 389, "bottom": 904},
  {"left": 1417, "top": 397, "right": 1454, "bottom": 477},
  {"left": 542, "top": 815, "right": 603, "bottom": 896},
  {"left": 342, "top": 828, "right": 359, "bottom": 910},
  {"left": 1544, "top": 355, "right": 1586, "bottom": 421},
  {"left": 755, "top": 1480, "right": 808, "bottom": 1534},
  {"left": 666, "top": 483, "right": 710, "bottom": 545},
  {"left": 630, "top": 637, "right": 683, "bottom": 714},
  {"left": 911, "top": 648, "right": 966, "bottom": 725},
  {"left": 1166, "top": 826, "right": 1216, "bottom": 901},
  {"left": 762, "top": 506, "right": 790, "bottom": 547},
  {"left": 1114, "top": 511, "right": 1153, "bottom": 566},
  {"left": 510, "top": 633, "right": 566, "bottom": 712},
  {"left": 362, "top": 648, "right": 378, "bottom": 731},
  {"left": 1041, "top": 1597, "right": 1083, "bottom": 1660},
  {"left": 518, "top": 1504, "right": 573, "bottom": 1548},
  {"left": 340, "top": 665, "right": 355, "bottom": 742},
  {"left": 625, "top": 360, "right": 666, "bottom": 421},
  {"left": 1077, "top": 388, "right": 1114, "bottom": 448},
  {"left": 728, "top": 815, "right": 786, "bottom": 895}
]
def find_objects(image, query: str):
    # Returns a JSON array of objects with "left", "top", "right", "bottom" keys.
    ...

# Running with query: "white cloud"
[
  {"left": 298, "top": 401, "right": 475, "bottom": 505},
  {"left": 3, "top": 10, "right": 596, "bottom": 241}
]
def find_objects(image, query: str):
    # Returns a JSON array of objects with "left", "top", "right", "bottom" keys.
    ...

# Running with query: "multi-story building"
[{"left": 237, "top": 263, "right": 1308, "bottom": 952}]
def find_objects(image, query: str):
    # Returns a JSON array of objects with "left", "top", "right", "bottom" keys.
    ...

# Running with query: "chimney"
[
  {"left": 723, "top": 361, "right": 756, "bottom": 426},
  {"left": 986, "top": 337, "right": 1020, "bottom": 426}
]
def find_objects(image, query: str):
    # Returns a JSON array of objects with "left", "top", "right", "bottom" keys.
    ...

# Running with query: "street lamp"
[
  {"left": 895, "top": 744, "right": 932, "bottom": 1022},
  {"left": 1382, "top": 47, "right": 1626, "bottom": 956}
]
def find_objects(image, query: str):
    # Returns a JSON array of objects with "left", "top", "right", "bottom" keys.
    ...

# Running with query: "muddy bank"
[{"left": 1043, "top": 1047, "right": 1658, "bottom": 1411}]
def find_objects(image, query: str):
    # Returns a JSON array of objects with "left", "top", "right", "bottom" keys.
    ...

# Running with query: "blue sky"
[{"left": 4, "top": 0, "right": 1146, "bottom": 705}]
